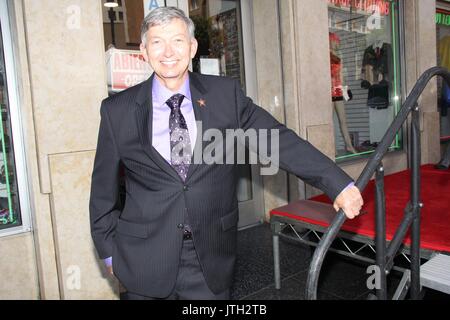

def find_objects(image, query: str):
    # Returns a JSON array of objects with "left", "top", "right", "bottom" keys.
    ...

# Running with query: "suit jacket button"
[
  {"left": 177, "top": 223, "right": 184, "bottom": 229},
  {"left": 183, "top": 185, "right": 189, "bottom": 191}
]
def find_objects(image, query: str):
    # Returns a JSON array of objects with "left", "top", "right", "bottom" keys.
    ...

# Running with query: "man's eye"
[{"left": 151, "top": 40, "right": 161, "bottom": 44}]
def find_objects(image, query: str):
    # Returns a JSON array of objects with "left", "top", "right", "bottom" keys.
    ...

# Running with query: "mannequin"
[{"left": 330, "top": 32, "right": 357, "bottom": 154}]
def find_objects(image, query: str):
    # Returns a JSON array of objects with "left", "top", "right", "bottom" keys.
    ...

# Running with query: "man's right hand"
[
  {"left": 333, "top": 185, "right": 364, "bottom": 219},
  {"left": 104, "top": 257, "right": 113, "bottom": 276},
  {"left": 107, "top": 265, "right": 114, "bottom": 276}
]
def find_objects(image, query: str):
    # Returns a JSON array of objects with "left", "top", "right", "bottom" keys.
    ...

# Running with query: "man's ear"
[
  {"left": 190, "top": 38, "right": 198, "bottom": 59},
  {"left": 140, "top": 43, "right": 149, "bottom": 62}
]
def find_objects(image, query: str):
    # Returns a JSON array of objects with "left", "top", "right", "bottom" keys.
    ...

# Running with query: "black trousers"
[{"left": 120, "top": 239, "right": 230, "bottom": 300}]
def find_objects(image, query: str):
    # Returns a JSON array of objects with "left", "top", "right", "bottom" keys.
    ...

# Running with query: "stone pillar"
[
  {"left": 279, "top": 0, "right": 337, "bottom": 198},
  {"left": 404, "top": 0, "right": 439, "bottom": 164},
  {"left": 252, "top": 0, "right": 289, "bottom": 219},
  {"left": 17, "top": 0, "right": 117, "bottom": 299}
]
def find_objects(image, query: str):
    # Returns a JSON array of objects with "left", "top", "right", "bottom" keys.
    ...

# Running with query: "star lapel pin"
[{"left": 197, "top": 99, "right": 206, "bottom": 108}]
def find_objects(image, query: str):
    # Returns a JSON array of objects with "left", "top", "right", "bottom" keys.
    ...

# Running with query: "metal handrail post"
[
  {"left": 375, "top": 164, "right": 387, "bottom": 299},
  {"left": 410, "top": 107, "right": 421, "bottom": 299}
]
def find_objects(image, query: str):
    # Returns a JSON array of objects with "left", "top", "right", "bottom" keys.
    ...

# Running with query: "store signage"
[
  {"left": 109, "top": 49, "right": 152, "bottom": 92},
  {"left": 328, "top": 0, "right": 390, "bottom": 16},
  {"left": 143, "top": 0, "right": 164, "bottom": 16},
  {"left": 436, "top": 9, "right": 450, "bottom": 26},
  {"left": 143, "top": 0, "right": 178, "bottom": 17}
]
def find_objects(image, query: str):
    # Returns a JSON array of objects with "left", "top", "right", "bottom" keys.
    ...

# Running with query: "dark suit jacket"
[{"left": 89, "top": 72, "right": 352, "bottom": 298}]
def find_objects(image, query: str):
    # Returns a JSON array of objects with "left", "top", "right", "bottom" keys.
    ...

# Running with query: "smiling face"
[{"left": 140, "top": 18, "right": 198, "bottom": 91}]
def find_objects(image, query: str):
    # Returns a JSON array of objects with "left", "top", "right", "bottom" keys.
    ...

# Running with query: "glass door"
[{"left": 186, "top": 0, "right": 264, "bottom": 229}]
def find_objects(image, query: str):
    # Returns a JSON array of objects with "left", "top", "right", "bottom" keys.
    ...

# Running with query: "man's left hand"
[{"left": 333, "top": 185, "right": 364, "bottom": 219}]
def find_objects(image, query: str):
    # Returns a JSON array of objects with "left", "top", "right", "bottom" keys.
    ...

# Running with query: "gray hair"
[{"left": 141, "top": 7, "right": 196, "bottom": 45}]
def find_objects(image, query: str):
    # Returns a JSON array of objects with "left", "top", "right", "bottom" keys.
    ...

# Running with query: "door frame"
[{"left": 181, "top": 0, "right": 265, "bottom": 228}]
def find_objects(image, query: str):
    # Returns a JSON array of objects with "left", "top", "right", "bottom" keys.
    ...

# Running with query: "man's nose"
[{"left": 164, "top": 44, "right": 174, "bottom": 57}]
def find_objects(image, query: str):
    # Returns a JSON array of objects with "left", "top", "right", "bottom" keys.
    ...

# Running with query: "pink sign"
[{"left": 328, "top": 0, "right": 391, "bottom": 16}]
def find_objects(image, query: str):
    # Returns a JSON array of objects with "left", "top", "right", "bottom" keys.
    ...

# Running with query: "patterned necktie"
[{"left": 166, "top": 93, "right": 192, "bottom": 181}]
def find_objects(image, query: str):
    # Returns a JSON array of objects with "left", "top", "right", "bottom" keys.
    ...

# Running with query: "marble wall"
[
  {"left": 0, "top": 233, "right": 39, "bottom": 299},
  {"left": 252, "top": 0, "right": 289, "bottom": 218},
  {"left": 404, "top": 0, "right": 440, "bottom": 165},
  {"left": 0, "top": 0, "right": 115, "bottom": 299},
  {"left": 48, "top": 152, "right": 118, "bottom": 299},
  {"left": 19, "top": 0, "right": 115, "bottom": 299}
]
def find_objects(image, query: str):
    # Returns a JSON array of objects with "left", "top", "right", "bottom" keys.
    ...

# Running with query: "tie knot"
[{"left": 166, "top": 94, "right": 185, "bottom": 110}]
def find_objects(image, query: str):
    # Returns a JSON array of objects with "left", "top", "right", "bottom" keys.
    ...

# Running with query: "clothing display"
[
  {"left": 367, "top": 80, "right": 390, "bottom": 109},
  {"left": 436, "top": 34, "right": 450, "bottom": 170},
  {"left": 439, "top": 36, "right": 450, "bottom": 71},
  {"left": 329, "top": 32, "right": 356, "bottom": 153},
  {"left": 361, "top": 42, "right": 393, "bottom": 109},
  {"left": 439, "top": 36, "right": 450, "bottom": 117},
  {"left": 442, "top": 83, "right": 450, "bottom": 117},
  {"left": 331, "top": 52, "right": 344, "bottom": 101}
]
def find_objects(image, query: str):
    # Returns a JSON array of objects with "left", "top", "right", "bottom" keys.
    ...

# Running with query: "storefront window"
[
  {"left": 189, "top": 0, "right": 245, "bottom": 86},
  {"left": 188, "top": 0, "right": 252, "bottom": 202},
  {"left": 0, "top": 2, "right": 23, "bottom": 232},
  {"left": 328, "top": 0, "right": 402, "bottom": 160},
  {"left": 436, "top": 0, "right": 450, "bottom": 142}
]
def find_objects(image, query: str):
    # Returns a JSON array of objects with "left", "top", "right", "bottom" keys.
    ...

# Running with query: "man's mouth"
[{"left": 161, "top": 61, "right": 178, "bottom": 66}]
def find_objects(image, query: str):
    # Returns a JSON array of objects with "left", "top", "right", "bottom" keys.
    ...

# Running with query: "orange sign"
[{"left": 109, "top": 49, "right": 152, "bottom": 92}]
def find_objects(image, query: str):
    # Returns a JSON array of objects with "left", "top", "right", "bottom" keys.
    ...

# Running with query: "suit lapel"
[
  {"left": 186, "top": 72, "right": 209, "bottom": 182},
  {"left": 134, "top": 74, "right": 181, "bottom": 182}
]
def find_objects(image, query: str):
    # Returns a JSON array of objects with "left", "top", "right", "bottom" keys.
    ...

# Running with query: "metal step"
[{"left": 420, "top": 254, "right": 450, "bottom": 294}]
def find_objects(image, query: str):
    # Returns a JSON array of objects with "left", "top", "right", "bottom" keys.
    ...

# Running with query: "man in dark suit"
[{"left": 90, "top": 7, "right": 363, "bottom": 300}]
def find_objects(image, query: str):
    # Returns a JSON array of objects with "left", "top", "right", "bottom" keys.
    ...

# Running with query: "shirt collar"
[{"left": 152, "top": 75, "right": 192, "bottom": 108}]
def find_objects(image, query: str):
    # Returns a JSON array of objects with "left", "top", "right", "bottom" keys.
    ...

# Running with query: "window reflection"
[
  {"left": 437, "top": 4, "right": 450, "bottom": 141},
  {"left": 189, "top": 0, "right": 244, "bottom": 85},
  {"left": 0, "top": 23, "right": 21, "bottom": 230},
  {"left": 328, "top": 0, "right": 402, "bottom": 159}
]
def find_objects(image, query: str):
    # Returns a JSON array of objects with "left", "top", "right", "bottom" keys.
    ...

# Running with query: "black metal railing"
[{"left": 306, "top": 67, "right": 450, "bottom": 300}]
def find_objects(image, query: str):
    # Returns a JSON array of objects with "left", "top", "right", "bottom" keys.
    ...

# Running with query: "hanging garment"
[
  {"left": 361, "top": 43, "right": 393, "bottom": 109},
  {"left": 331, "top": 52, "right": 344, "bottom": 101},
  {"left": 439, "top": 36, "right": 450, "bottom": 71}
]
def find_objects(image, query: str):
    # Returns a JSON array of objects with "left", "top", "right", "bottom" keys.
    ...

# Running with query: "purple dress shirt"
[{"left": 151, "top": 76, "right": 198, "bottom": 162}]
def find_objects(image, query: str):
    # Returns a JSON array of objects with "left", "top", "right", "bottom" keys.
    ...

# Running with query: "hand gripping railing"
[{"left": 305, "top": 67, "right": 450, "bottom": 300}]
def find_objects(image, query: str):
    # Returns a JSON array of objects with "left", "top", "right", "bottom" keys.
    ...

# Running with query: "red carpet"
[{"left": 308, "top": 165, "right": 450, "bottom": 252}]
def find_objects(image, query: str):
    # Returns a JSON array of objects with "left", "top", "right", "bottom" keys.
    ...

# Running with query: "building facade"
[{"left": 0, "top": 0, "right": 444, "bottom": 299}]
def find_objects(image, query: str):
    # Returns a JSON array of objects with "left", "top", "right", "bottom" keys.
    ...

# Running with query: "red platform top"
[{"left": 270, "top": 165, "right": 450, "bottom": 253}]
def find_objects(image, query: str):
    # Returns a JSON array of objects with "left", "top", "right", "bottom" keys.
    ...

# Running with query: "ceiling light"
[{"left": 104, "top": 1, "right": 119, "bottom": 8}]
